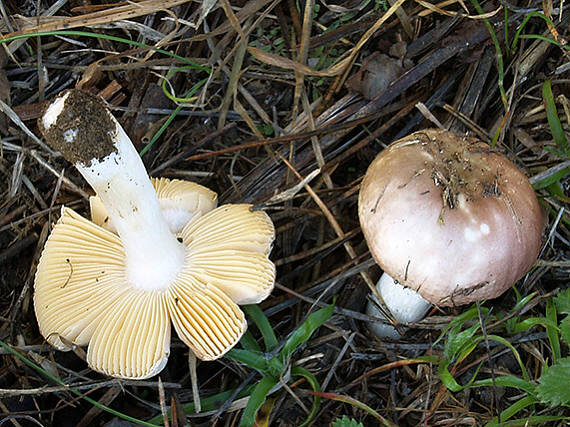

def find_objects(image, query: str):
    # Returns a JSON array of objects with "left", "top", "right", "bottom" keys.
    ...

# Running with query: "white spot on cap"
[
  {"left": 480, "top": 223, "right": 490, "bottom": 235},
  {"left": 42, "top": 91, "right": 70, "bottom": 130},
  {"left": 63, "top": 128, "right": 77, "bottom": 143},
  {"left": 464, "top": 227, "right": 479, "bottom": 242}
]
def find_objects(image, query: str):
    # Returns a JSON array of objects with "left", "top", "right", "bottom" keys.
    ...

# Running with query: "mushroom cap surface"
[
  {"left": 358, "top": 129, "right": 543, "bottom": 307},
  {"left": 34, "top": 204, "right": 275, "bottom": 378},
  {"left": 90, "top": 177, "right": 218, "bottom": 234}
]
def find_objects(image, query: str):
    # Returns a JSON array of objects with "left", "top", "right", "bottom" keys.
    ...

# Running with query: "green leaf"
[
  {"left": 554, "top": 289, "right": 570, "bottom": 344},
  {"left": 554, "top": 288, "right": 570, "bottom": 314},
  {"left": 486, "top": 395, "right": 538, "bottom": 426},
  {"left": 280, "top": 304, "right": 334, "bottom": 363},
  {"left": 470, "top": 375, "right": 537, "bottom": 395},
  {"left": 244, "top": 305, "right": 278, "bottom": 351},
  {"left": 511, "top": 290, "right": 538, "bottom": 312},
  {"left": 487, "top": 415, "right": 570, "bottom": 427},
  {"left": 226, "top": 348, "right": 269, "bottom": 373},
  {"left": 161, "top": 69, "right": 209, "bottom": 103},
  {"left": 486, "top": 335, "right": 530, "bottom": 381},
  {"left": 332, "top": 416, "right": 365, "bottom": 427},
  {"left": 229, "top": 304, "right": 335, "bottom": 426},
  {"left": 537, "top": 357, "right": 570, "bottom": 407},
  {"left": 267, "top": 356, "right": 285, "bottom": 378},
  {"left": 0, "top": 30, "right": 208, "bottom": 69},
  {"left": 314, "top": 391, "right": 395, "bottom": 425},
  {"left": 439, "top": 333, "right": 532, "bottom": 392},
  {"left": 509, "top": 12, "right": 558, "bottom": 53},
  {"left": 444, "top": 322, "right": 481, "bottom": 362},
  {"left": 532, "top": 166, "right": 570, "bottom": 190},
  {"left": 510, "top": 316, "right": 559, "bottom": 335},
  {"left": 546, "top": 298, "right": 561, "bottom": 364},
  {"left": 139, "top": 103, "right": 183, "bottom": 156},
  {"left": 503, "top": 290, "right": 539, "bottom": 333},
  {"left": 291, "top": 366, "right": 321, "bottom": 426},
  {"left": 438, "top": 359, "right": 484, "bottom": 392},
  {"left": 230, "top": 304, "right": 334, "bottom": 426},
  {"left": 435, "top": 305, "right": 487, "bottom": 346},
  {"left": 240, "top": 330, "right": 262, "bottom": 353},
  {"left": 239, "top": 375, "right": 279, "bottom": 427},
  {"left": 560, "top": 317, "right": 570, "bottom": 345},
  {"left": 258, "top": 124, "right": 275, "bottom": 137},
  {"left": 542, "top": 79, "right": 569, "bottom": 156},
  {"left": 547, "top": 181, "right": 570, "bottom": 203}
]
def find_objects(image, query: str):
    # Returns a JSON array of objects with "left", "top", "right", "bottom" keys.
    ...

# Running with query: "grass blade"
[
  {"left": 290, "top": 366, "right": 321, "bottom": 426},
  {"left": 239, "top": 375, "right": 279, "bottom": 427},
  {"left": 311, "top": 391, "right": 396, "bottom": 426},
  {"left": 226, "top": 348, "right": 269, "bottom": 373},
  {"left": 487, "top": 394, "right": 538, "bottom": 425},
  {"left": 280, "top": 304, "right": 334, "bottom": 363},
  {"left": 240, "top": 330, "right": 262, "bottom": 353},
  {"left": 243, "top": 304, "right": 278, "bottom": 351},
  {"left": 542, "top": 79, "right": 569, "bottom": 155},
  {"left": 546, "top": 298, "right": 561, "bottom": 364}
]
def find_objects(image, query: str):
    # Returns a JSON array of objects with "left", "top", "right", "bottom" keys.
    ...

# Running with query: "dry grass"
[{"left": 0, "top": 0, "right": 569, "bottom": 426}]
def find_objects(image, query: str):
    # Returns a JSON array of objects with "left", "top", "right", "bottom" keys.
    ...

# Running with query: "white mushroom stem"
[
  {"left": 366, "top": 273, "right": 432, "bottom": 339},
  {"left": 42, "top": 92, "right": 185, "bottom": 291}
]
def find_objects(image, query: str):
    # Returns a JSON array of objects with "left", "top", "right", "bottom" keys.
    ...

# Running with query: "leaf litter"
[{"left": 0, "top": 0, "right": 569, "bottom": 425}]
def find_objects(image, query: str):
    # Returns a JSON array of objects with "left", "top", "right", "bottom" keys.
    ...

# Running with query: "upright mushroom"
[
  {"left": 34, "top": 89, "right": 276, "bottom": 378},
  {"left": 359, "top": 129, "right": 543, "bottom": 338}
]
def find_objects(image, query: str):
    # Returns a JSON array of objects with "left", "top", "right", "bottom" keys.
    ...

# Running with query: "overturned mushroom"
[
  {"left": 359, "top": 129, "right": 543, "bottom": 338},
  {"left": 34, "top": 90, "right": 276, "bottom": 378},
  {"left": 90, "top": 177, "right": 218, "bottom": 234}
]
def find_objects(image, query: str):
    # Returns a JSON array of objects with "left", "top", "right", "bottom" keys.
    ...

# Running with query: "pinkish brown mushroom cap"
[{"left": 358, "top": 129, "right": 543, "bottom": 307}]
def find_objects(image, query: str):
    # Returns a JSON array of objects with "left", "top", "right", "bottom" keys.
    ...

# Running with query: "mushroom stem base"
[{"left": 366, "top": 273, "right": 431, "bottom": 339}]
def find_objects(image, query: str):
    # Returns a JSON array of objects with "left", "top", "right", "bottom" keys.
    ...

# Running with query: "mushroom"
[
  {"left": 34, "top": 89, "right": 276, "bottom": 379},
  {"left": 359, "top": 129, "right": 543, "bottom": 339},
  {"left": 90, "top": 177, "right": 218, "bottom": 234}
]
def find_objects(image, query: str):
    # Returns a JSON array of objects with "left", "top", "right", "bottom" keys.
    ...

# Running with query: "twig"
[{"left": 321, "top": 332, "right": 355, "bottom": 392}]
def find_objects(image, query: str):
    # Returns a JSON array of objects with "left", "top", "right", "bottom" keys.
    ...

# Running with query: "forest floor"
[{"left": 0, "top": 1, "right": 569, "bottom": 426}]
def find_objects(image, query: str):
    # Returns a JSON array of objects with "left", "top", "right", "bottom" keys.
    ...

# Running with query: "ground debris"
[{"left": 0, "top": 0, "right": 568, "bottom": 426}]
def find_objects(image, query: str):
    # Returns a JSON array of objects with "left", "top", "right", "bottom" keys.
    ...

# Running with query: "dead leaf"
[
  {"left": 347, "top": 52, "right": 405, "bottom": 100},
  {"left": 247, "top": 46, "right": 348, "bottom": 77}
]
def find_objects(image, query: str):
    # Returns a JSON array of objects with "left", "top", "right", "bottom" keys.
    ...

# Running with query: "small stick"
[
  {"left": 158, "top": 378, "right": 170, "bottom": 427},
  {"left": 188, "top": 351, "right": 201, "bottom": 413}
]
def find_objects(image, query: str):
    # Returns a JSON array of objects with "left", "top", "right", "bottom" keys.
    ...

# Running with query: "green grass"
[{"left": 434, "top": 289, "right": 570, "bottom": 424}]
